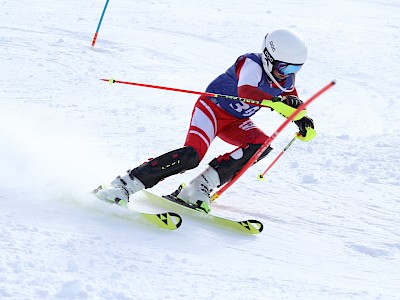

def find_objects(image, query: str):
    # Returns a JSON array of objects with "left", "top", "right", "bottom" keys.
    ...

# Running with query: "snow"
[{"left": 1, "top": 0, "right": 399, "bottom": 299}]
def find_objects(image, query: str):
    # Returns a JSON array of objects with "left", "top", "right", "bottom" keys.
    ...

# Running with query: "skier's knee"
[
  {"left": 209, "top": 144, "right": 272, "bottom": 186},
  {"left": 130, "top": 146, "right": 200, "bottom": 188}
]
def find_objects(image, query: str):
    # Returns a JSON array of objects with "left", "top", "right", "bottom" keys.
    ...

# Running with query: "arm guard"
[{"left": 261, "top": 97, "right": 307, "bottom": 121}]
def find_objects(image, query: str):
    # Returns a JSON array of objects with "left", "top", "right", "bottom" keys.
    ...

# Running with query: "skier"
[{"left": 95, "top": 28, "right": 316, "bottom": 213}]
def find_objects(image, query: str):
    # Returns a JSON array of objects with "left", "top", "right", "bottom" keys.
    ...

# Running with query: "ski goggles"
[{"left": 274, "top": 61, "right": 303, "bottom": 75}]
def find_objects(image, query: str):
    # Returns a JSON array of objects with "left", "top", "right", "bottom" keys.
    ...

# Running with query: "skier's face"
[{"left": 272, "top": 69, "right": 289, "bottom": 80}]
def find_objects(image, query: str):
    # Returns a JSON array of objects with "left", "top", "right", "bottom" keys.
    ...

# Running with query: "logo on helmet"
[
  {"left": 263, "top": 48, "right": 274, "bottom": 64},
  {"left": 269, "top": 41, "right": 275, "bottom": 52}
]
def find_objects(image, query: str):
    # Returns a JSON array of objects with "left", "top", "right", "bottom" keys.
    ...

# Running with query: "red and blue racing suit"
[{"left": 184, "top": 53, "right": 298, "bottom": 160}]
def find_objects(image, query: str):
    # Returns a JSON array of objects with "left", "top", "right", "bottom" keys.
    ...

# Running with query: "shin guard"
[
  {"left": 209, "top": 144, "right": 272, "bottom": 186},
  {"left": 129, "top": 146, "right": 200, "bottom": 188}
]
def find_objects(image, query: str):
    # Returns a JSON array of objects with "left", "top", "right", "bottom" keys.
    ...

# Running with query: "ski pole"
[
  {"left": 211, "top": 80, "right": 336, "bottom": 202},
  {"left": 91, "top": 0, "right": 110, "bottom": 47},
  {"left": 101, "top": 78, "right": 280, "bottom": 109},
  {"left": 257, "top": 137, "right": 296, "bottom": 181}
]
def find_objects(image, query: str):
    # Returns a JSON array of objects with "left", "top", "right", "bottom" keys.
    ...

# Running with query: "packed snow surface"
[{"left": 1, "top": 0, "right": 399, "bottom": 299}]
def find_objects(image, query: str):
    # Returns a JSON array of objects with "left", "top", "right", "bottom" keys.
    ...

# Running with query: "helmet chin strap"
[{"left": 263, "top": 63, "right": 295, "bottom": 93}]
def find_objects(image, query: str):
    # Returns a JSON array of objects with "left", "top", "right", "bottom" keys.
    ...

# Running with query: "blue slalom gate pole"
[{"left": 91, "top": 0, "right": 110, "bottom": 47}]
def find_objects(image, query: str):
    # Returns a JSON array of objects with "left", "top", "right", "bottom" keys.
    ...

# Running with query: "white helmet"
[{"left": 261, "top": 29, "right": 307, "bottom": 92}]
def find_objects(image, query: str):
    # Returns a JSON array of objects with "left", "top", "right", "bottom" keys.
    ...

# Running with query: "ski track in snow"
[{"left": 1, "top": 0, "right": 400, "bottom": 299}]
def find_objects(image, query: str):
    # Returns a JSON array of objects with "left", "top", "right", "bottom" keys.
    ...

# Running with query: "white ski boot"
[
  {"left": 177, "top": 166, "right": 220, "bottom": 213},
  {"left": 95, "top": 173, "right": 145, "bottom": 207}
]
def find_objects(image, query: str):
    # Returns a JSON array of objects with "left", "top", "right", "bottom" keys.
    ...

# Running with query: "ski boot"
[
  {"left": 94, "top": 172, "right": 145, "bottom": 207},
  {"left": 176, "top": 166, "right": 220, "bottom": 213}
]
